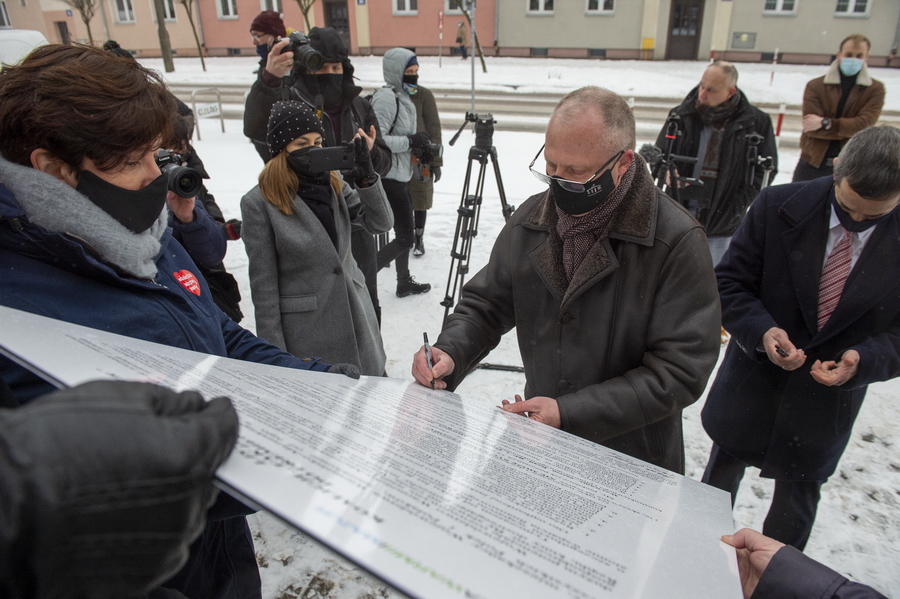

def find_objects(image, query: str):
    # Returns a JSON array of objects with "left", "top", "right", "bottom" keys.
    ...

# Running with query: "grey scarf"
[{"left": 0, "top": 155, "right": 167, "bottom": 279}]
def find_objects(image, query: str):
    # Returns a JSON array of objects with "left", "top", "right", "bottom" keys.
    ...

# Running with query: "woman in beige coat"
[{"left": 241, "top": 101, "right": 393, "bottom": 375}]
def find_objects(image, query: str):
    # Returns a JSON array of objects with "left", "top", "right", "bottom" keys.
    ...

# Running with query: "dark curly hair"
[{"left": 0, "top": 44, "right": 174, "bottom": 171}]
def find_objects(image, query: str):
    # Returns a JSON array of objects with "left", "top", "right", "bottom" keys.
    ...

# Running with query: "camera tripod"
[
  {"left": 440, "top": 113, "right": 514, "bottom": 320},
  {"left": 440, "top": 113, "right": 522, "bottom": 374},
  {"left": 746, "top": 132, "right": 776, "bottom": 190},
  {"left": 651, "top": 114, "right": 703, "bottom": 202}
]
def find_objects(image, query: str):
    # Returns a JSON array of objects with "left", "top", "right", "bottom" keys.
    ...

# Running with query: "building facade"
[{"left": 1, "top": 0, "right": 898, "bottom": 65}]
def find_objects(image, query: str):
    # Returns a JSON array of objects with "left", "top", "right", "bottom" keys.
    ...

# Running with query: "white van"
[{"left": 0, "top": 29, "right": 49, "bottom": 68}]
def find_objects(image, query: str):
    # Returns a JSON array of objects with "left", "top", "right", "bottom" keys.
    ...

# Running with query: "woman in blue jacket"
[{"left": 0, "top": 44, "right": 355, "bottom": 599}]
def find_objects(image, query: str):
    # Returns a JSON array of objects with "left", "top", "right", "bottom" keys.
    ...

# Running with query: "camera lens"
[
  {"left": 165, "top": 166, "right": 202, "bottom": 198},
  {"left": 296, "top": 45, "right": 324, "bottom": 73}
]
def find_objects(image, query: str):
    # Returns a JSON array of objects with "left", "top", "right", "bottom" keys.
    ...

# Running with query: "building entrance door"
[
  {"left": 666, "top": 0, "right": 704, "bottom": 60},
  {"left": 324, "top": 1, "right": 350, "bottom": 51},
  {"left": 55, "top": 21, "right": 72, "bottom": 45}
]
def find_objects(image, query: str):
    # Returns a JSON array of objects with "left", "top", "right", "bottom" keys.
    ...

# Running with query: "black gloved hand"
[
  {"left": 407, "top": 131, "right": 430, "bottom": 152},
  {"left": 0, "top": 381, "right": 239, "bottom": 599},
  {"left": 349, "top": 136, "right": 377, "bottom": 186},
  {"left": 326, "top": 363, "right": 361, "bottom": 379},
  {"left": 222, "top": 218, "right": 242, "bottom": 241},
  {"left": 431, "top": 166, "right": 442, "bottom": 182}
]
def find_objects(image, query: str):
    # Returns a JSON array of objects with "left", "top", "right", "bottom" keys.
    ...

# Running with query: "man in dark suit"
[{"left": 701, "top": 125, "right": 900, "bottom": 551}]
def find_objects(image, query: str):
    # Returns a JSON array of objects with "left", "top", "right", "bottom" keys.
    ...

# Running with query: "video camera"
[
  {"left": 411, "top": 142, "right": 443, "bottom": 181},
  {"left": 155, "top": 149, "right": 202, "bottom": 198},
  {"left": 275, "top": 31, "right": 324, "bottom": 74}
]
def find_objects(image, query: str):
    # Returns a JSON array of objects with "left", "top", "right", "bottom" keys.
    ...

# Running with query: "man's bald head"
[
  {"left": 551, "top": 86, "right": 635, "bottom": 157},
  {"left": 697, "top": 61, "right": 738, "bottom": 108}
]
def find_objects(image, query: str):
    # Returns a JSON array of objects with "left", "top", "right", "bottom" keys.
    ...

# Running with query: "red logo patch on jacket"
[{"left": 174, "top": 270, "right": 201, "bottom": 296}]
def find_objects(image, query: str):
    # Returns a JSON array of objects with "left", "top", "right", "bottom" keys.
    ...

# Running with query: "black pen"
[{"left": 423, "top": 332, "right": 435, "bottom": 390}]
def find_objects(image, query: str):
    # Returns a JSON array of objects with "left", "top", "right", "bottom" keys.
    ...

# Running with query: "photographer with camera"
[
  {"left": 409, "top": 76, "right": 443, "bottom": 257},
  {"left": 166, "top": 101, "right": 245, "bottom": 321},
  {"left": 372, "top": 48, "right": 432, "bottom": 297},
  {"left": 241, "top": 101, "right": 392, "bottom": 376},
  {"left": 243, "top": 27, "right": 391, "bottom": 323},
  {"left": 653, "top": 61, "right": 776, "bottom": 266}
]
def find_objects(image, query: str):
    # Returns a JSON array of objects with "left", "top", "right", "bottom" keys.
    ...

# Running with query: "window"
[
  {"left": 763, "top": 0, "right": 796, "bottom": 13},
  {"left": 218, "top": 0, "right": 237, "bottom": 18},
  {"left": 115, "top": 0, "right": 135, "bottom": 23},
  {"left": 0, "top": 1, "right": 10, "bottom": 27},
  {"left": 153, "top": 0, "right": 176, "bottom": 21},
  {"left": 393, "top": 0, "right": 417, "bottom": 15},
  {"left": 587, "top": 0, "right": 614, "bottom": 12},
  {"left": 445, "top": 0, "right": 465, "bottom": 15},
  {"left": 835, "top": 0, "right": 868, "bottom": 16},
  {"left": 261, "top": 0, "right": 281, "bottom": 12},
  {"left": 528, "top": 0, "right": 553, "bottom": 14}
]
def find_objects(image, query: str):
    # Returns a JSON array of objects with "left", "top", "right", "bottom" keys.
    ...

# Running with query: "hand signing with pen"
[
  {"left": 412, "top": 345, "right": 454, "bottom": 390},
  {"left": 500, "top": 394, "right": 561, "bottom": 428},
  {"left": 810, "top": 349, "right": 859, "bottom": 387},
  {"left": 761, "top": 327, "right": 806, "bottom": 370}
]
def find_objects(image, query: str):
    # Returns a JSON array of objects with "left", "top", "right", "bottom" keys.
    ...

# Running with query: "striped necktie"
[{"left": 817, "top": 227, "right": 854, "bottom": 331}]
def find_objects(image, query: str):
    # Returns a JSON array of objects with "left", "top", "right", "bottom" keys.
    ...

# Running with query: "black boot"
[
  {"left": 413, "top": 228, "right": 425, "bottom": 257},
  {"left": 396, "top": 275, "right": 431, "bottom": 298}
]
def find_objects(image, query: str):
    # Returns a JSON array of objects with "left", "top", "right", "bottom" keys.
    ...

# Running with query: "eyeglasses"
[
  {"left": 528, "top": 145, "right": 624, "bottom": 193},
  {"left": 251, "top": 32, "right": 269, "bottom": 41}
]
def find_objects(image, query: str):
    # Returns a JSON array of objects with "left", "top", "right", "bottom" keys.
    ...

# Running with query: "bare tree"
[
  {"left": 60, "top": 0, "right": 97, "bottom": 45},
  {"left": 294, "top": 0, "right": 316, "bottom": 32},
  {"left": 152, "top": 0, "right": 174, "bottom": 72},
  {"left": 178, "top": 0, "right": 206, "bottom": 71}
]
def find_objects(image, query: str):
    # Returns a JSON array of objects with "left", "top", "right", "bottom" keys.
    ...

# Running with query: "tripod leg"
[
  {"left": 489, "top": 147, "right": 515, "bottom": 221},
  {"left": 442, "top": 149, "right": 490, "bottom": 323}
]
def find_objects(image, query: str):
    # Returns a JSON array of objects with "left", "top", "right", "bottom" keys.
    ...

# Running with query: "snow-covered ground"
[{"left": 147, "top": 55, "right": 900, "bottom": 598}]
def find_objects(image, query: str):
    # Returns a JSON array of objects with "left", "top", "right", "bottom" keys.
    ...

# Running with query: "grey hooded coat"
[{"left": 370, "top": 47, "right": 418, "bottom": 183}]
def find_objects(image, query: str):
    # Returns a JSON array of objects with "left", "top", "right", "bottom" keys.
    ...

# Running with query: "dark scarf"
[
  {"left": 556, "top": 159, "right": 637, "bottom": 282},
  {"left": 696, "top": 90, "right": 741, "bottom": 127},
  {"left": 297, "top": 173, "right": 339, "bottom": 249}
]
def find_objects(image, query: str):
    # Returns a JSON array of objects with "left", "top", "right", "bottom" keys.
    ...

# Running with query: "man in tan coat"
[{"left": 793, "top": 33, "right": 885, "bottom": 182}]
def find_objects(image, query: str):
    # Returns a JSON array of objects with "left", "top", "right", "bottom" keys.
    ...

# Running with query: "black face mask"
[
  {"left": 832, "top": 192, "right": 895, "bottom": 233},
  {"left": 312, "top": 73, "right": 344, "bottom": 109},
  {"left": 286, "top": 147, "right": 330, "bottom": 183},
  {"left": 76, "top": 170, "right": 167, "bottom": 233},
  {"left": 552, "top": 167, "right": 617, "bottom": 216},
  {"left": 402, "top": 74, "right": 418, "bottom": 86}
]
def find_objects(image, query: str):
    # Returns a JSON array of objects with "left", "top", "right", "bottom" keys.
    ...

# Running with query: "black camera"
[
  {"left": 412, "top": 142, "right": 443, "bottom": 166},
  {"left": 155, "top": 149, "right": 202, "bottom": 198},
  {"left": 275, "top": 31, "right": 325, "bottom": 74}
]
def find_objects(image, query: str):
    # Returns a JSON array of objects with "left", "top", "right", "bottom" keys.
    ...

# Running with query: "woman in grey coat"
[{"left": 241, "top": 101, "right": 393, "bottom": 375}]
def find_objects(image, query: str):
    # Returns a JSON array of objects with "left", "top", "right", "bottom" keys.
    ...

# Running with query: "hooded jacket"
[
  {"left": 370, "top": 48, "right": 419, "bottom": 183},
  {"left": 655, "top": 86, "right": 777, "bottom": 237},
  {"left": 799, "top": 61, "right": 885, "bottom": 169},
  {"left": 435, "top": 156, "right": 721, "bottom": 473},
  {"left": 243, "top": 29, "right": 391, "bottom": 177}
]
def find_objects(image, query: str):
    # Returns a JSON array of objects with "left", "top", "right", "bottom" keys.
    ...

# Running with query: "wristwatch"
[{"left": 820, "top": 117, "right": 832, "bottom": 130}]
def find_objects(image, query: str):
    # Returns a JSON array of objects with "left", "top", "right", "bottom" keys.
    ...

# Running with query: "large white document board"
[{"left": 0, "top": 306, "right": 741, "bottom": 599}]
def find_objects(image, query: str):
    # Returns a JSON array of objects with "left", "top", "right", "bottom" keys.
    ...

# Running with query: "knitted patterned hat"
[
  {"left": 267, "top": 101, "right": 325, "bottom": 157},
  {"left": 250, "top": 11, "right": 286, "bottom": 38}
]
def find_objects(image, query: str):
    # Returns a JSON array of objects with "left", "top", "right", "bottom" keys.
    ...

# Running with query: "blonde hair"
[{"left": 259, "top": 151, "right": 343, "bottom": 215}]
